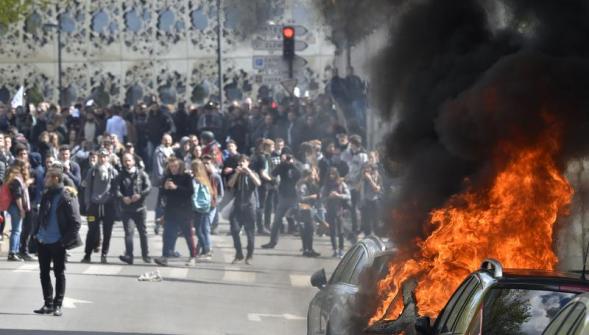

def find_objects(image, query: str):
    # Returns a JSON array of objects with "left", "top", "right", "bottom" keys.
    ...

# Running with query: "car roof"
[{"left": 479, "top": 268, "right": 589, "bottom": 292}]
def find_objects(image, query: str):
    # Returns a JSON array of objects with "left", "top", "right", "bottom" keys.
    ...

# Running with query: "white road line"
[
  {"left": 247, "top": 313, "right": 306, "bottom": 322},
  {"left": 222, "top": 267, "right": 256, "bottom": 283},
  {"left": 15, "top": 263, "right": 38, "bottom": 272},
  {"left": 289, "top": 274, "right": 311, "bottom": 288},
  {"left": 83, "top": 265, "right": 123, "bottom": 275}
]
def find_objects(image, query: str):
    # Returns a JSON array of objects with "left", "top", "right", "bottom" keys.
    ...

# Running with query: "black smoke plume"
[{"left": 371, "top": 0, "right": 589, "bottom": 251}]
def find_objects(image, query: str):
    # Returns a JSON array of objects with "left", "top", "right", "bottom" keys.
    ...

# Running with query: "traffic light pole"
[{"left": 288, "top": 59, "right": 293, "bottom": 79}]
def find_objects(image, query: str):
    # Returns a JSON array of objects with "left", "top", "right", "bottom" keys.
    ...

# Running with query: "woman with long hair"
[
  {"left": 154, "top": 157, "right": 196, "bottom": 267},
  {"left": 190, "top": 159, "right": 215, "bottom": 265},
  {"left": 5, "top": 159, "right": 32, "bottom": 261},
  {"left": 321, "top": 167, "right": 350, "bottom": 258}
]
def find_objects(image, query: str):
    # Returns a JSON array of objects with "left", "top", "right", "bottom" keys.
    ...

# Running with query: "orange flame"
[{"left": 370, "top": 126, "right": 573, "bottom": 323}]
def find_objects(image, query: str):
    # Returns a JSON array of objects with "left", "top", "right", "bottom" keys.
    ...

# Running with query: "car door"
[
  {"left": 542, "top": 301, "right": 587, "bottom": 335},
  {"left": 307, "top": 244, "right": 369, "bottom": 335}
]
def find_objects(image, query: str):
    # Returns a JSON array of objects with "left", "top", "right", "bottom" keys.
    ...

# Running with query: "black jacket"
[
  {"left": 160, "top": 172, "right": 193, "bottom": 221},
  {"left": 34, "top": 185, "right": 83, "bottom": 250},
  {"left": 116, "top": 168, "right": 151, "bottom": 212}
]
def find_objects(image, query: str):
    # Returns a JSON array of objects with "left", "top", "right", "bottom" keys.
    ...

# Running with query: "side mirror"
[
  {"left": 311, "top": 269, "right": 327, "bottom": 289},
  {"left": 415, "top": 316, "right": 433, "bottom": 335}
]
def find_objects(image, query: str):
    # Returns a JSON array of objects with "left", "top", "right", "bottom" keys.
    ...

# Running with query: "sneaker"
[
  {"left": 338, "top": 249, "right": 344, "bottom": 258},
  {"left": 171, "top": 251, "right": 181, "bottom": 258},
  {"left": 119, "top": 255, "right": 133, "bottom": 265},
  {"left": 80, "top": 255, "right": 91, "bottom": 263},
  {"left": 186, "top": 257, "right": 196, "bottom": 266},
  {"left": 231, "top": 255, "right": 244, "bottom": 264},
  {"left": 19, "top": 253, "right": 37, "bottom": 262},
  {"left": 154, "top": 257, "right": 168, "bottom": 267},
  {"left": 197, "top": 253, "right": 212, "bottom": 262},
  {"left": 261, "top": 242, "right": 276, "bottom": 249},
  {"left": 332, "top": 250, "right": 338, "bottom": 258},
  {"left": 257, "top": 229, "right": 270, "bottom": 236},
  {"left": 307, "top": 250, "right": 321, "bottom": 258},
  {"left": 245, "top": 256, "right": 252, "bottom": 265},
  {"left": 142, "top": 256, "right": 152, "bottom": 264},
  {"left": 7, "top": 253, "right": 23, "bottom": 262},
  {"left": 53, "top": 306, "right": 62, "bottom": 317},
  {"left": 33, "top": 304, "right": 54, "bottom": 314},
  {"left": 101, "top": 255, "right": 108, "bottom": 264}
]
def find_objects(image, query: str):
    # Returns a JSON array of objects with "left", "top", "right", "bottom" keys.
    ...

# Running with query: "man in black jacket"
[
  {"left": 33, "top": 167, "right": 82, "bottom": 317},
  {"left": 117, "top": 153, "right": 151, "bottom": 265}
]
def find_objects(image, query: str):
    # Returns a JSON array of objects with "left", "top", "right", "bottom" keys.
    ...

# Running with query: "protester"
[
  {"left": 5, "top": 159, "right": 31, "bottom": 261},
  {"left": 228, "top": 154, "right": 261, "bottom": 265},
  {"left": 190, "top": 159, "right": 215, "bottom": 265},
  {"left": 154, "top": 157, "right": 196, "bottom": 267},
  {"left": 321, "top": 167, "right": 351, "bottom": 258},
  {"left": 81, "top": 149, "right": 118, "bottom": 264},
  {"left": 116, "top": 153, "right": 152, "bottom": 265},
  {"left": 296, "top": 168, "right": 321, "bottom": 257},
  {"left": 33, "top": 167, "right": 82, "bottom": 317}
]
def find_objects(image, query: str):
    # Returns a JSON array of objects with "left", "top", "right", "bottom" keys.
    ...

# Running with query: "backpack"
[
  {"left": 0, "top": 183, "right": 12, "bottom": 211},
  {"left": 192, "top": 180, "right": 211, "bottom": 213}
]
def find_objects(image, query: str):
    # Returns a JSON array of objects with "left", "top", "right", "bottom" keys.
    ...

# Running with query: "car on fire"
[
  {"left": 307, "top": 236, "right": 394, "bottom": 335},
  {"left": 366, "top": 259, "right": 589, "bottom": 335},
  {"left": 542, "top": 291, "right": 589, "bottom": 335}
]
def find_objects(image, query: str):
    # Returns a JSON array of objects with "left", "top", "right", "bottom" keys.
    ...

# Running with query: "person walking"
[
  {"left": 189, "top": 159, "right": 214, "bottom": 265},
  {"left": 33, "top": 167, "right": 82, "bottom": 317},
  {"left": 227, "top": 154, "right": 261, "bottom": 265},
  {"left": 5, "top": 159, "right": 31, "bottom": 261},
  {"left": 81, "top": 149, "right": 118, "bottom": 264},
  {"left": 152, "top": 133, "right": 174, "bottom": 235},
  {"left": 296, "top": 169, "right": 321, "bottom": 257},
  {"left": 116, "top": 153, "right": 152, "bottom": 265},
  {"left": 154, "top": 157, "right": 196, "bottom": 267},
  {"left": 321, "top": 167, "right": 351, "bottom": 258}
]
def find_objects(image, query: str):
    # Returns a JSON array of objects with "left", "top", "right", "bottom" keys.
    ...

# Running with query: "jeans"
[
  {"left": 194, "top": 211, "right": 211, "bottom": 255},
  {"left": 20, "top": 208, "right": 37, "bottom": 254},
  {"left": 230, "top": 204, "right": 255, "bottom": 258},
  {"left": 299, "top": 209, "right": 315, "bottom": 252},
  {"left": 269, "top": 196, "right": 297, "bottom": 244},
  {"left": 8, "top": 204, "right": 22, "bottom": 254},
  {"left": 84, "top": 203, "right": 115, "bottom": 257},
  {"left": 38, "top": 242, "right": 66, "bottom": 307},
  {"left": 264, "top": 189, "right": 277, "bottom": 230},
  {"left": 361, "top": 199, "right": 379, "bottom": 236},
  {"left": 122, "top": 209, "right": 149, "bottom": 258},
  {"left": 349, "top": 189, "right": 361, "bottom": 234},
  {"left": 326, "top": 207, "right": 344, "bottom": 251},
  {"left": 162, "top": 215, "right": 195, "bottom": 258},
  {"left": 256, "top": 187, "right": 267, "bottom": 231}
]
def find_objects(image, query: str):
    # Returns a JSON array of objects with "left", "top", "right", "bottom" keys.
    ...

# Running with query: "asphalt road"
[{"left": 0, "top": 210, "right": 340, "bottom": 335}]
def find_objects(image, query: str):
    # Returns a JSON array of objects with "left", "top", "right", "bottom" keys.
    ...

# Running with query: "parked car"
[
  {"left": 542, "top": 291, "right": 589, "bottom": 335},
  {"left": 307, "top": 236, "right": 394, "bottom": 335},
  {"left": 366, "top": 259, "right": 589, "bottom": 335}
]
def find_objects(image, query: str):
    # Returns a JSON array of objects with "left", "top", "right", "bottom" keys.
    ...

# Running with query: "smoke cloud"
[{"left": 372, "top": 0, "right": 589, "bottom": 250}]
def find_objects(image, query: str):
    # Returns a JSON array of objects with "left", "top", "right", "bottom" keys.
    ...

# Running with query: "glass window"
[
  {"left": 329, "top": 246, "right": 358, "bottom": 284},
  {"left": 531, "top": 302, "right": 573, "bottom": 335},
  {"left": 481, "top": 288, "right": 576, "bottom": 335},
  {"left": 349, "top": 251, "right": 369, "bottom": 285}
]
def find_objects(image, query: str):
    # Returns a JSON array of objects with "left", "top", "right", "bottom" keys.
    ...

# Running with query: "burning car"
[
  {"left": 307, "top": 236, "right": 394, "bottom": 335},
  {"left": 542, "top": 292, "right": 589, "bottom": 335},
  {"left": 366, "top": 259, "right": 589, "bottom": 335}
]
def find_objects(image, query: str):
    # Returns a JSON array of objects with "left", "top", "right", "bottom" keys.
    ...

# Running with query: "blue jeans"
[
  {"left": 8, "top": 204, "right": 22, "bottom": 254},
  {"left": 162, "top": 215, "right": 195, "bottom": 258},
  {"left": 194, "top": 211, "right": 211, "bottom": 254}
]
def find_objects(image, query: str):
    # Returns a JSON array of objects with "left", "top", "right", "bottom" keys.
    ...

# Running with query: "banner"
[{"left": 11, "top": 86, "right": 24, "bottom": 109}]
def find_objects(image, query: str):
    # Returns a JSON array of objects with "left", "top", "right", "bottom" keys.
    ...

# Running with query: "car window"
[
  {"left": 349, "top": 250, "right": 369, "bottom": 285},
  {"left": 336, "top": 246, "right": 366, "bottom": 285},
  {"left": 481, "top": 288, "right": 576, "bottom": 335},
  {"left": 435, "top": 275, "right": 480, "bottom": 333},
  {"left": 329, "top": 246, "right": 360, "bottom": 284},
  {"left": 537, "top": 302, "right": 574, "bottom": 335}
]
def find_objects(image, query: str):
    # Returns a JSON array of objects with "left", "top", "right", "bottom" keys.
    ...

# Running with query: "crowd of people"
[{"left": 0, "top": 76, "right": 387, "bottom": 267}]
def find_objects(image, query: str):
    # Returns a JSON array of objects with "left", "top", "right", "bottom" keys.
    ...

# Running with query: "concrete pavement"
[{"left": 0, "top": 217, "right": 341, "bottom": 334}]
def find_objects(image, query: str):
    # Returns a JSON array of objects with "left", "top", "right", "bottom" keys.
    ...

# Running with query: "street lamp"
[{"left": 43, "top": 21, "right": 62, "bottom": 107}]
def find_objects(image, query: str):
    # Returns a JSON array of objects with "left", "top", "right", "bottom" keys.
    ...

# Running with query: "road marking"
[
  {"left": 83, "top": 265, "right": 123, "bottom": 275},
  {"left": 15, "top": 263, "right": 38, "bottom": 272},
  {"left": 222, "top": 267, "right": 256, "bottom": 283},
  {"left": 248, "top": 313, "right": 306, "bottom": 322},
  {"left": 289, "top": 274, "right": 311, "bottom": 288},
  {"left": 62, "top": 297, "right": 93, "bottom": 309},
  {"left": 161, "top": 268, "right": 188, "bottom": 279}
]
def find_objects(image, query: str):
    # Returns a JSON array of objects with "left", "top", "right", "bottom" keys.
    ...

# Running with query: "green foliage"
[
  {"left": 0, "top": 0, "right": 32, "bottom": 28},
  {"left": 25, "top": 85, "right": 43, "bottom": 104}
]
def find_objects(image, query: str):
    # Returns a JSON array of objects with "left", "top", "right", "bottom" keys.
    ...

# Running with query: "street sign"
[
  {"left": 252, "top": 55, "right": 308, "bottom": 71},
  {"left": 281, "top": 78, "right": 298, "bottom": 95},
  {"left": 252, "top": 38, "right": 309, "bottom": 52}
]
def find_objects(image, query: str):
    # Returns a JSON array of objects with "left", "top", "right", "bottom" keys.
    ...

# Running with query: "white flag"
[{"left": 11, "top": 86, "right": 24, "bottom": 109}]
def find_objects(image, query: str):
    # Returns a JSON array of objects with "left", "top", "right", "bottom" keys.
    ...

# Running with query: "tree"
[
  {"left": 0, "top": 0, "right": 33, "bottom": 28},
  {"left": 315, "top": 0, "right": 398, "bottom": 66}
]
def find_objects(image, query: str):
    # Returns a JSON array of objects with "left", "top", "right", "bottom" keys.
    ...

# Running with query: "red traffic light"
[{"left": 282, "top": 26, "right": 295, "bottom": 39}]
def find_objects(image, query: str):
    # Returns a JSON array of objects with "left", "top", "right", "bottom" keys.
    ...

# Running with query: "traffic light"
[{"left": 282, "top": 26, "right": 295, "bottom": 60}]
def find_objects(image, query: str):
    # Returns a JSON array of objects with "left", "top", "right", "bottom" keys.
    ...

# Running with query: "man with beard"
[
  {"left": 33, "top": 167, "right": 82, "bottom": 317},
  {"left": 81, "top": 149, "right": 118, "bottom": 264},
  {"left": 116, "top": 153, "right": 151, "bottom": 265}
]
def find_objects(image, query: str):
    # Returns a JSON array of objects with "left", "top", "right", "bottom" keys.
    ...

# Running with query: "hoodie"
[{"left": 84, "top": 163, "right": 118, "bottom": 207}]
